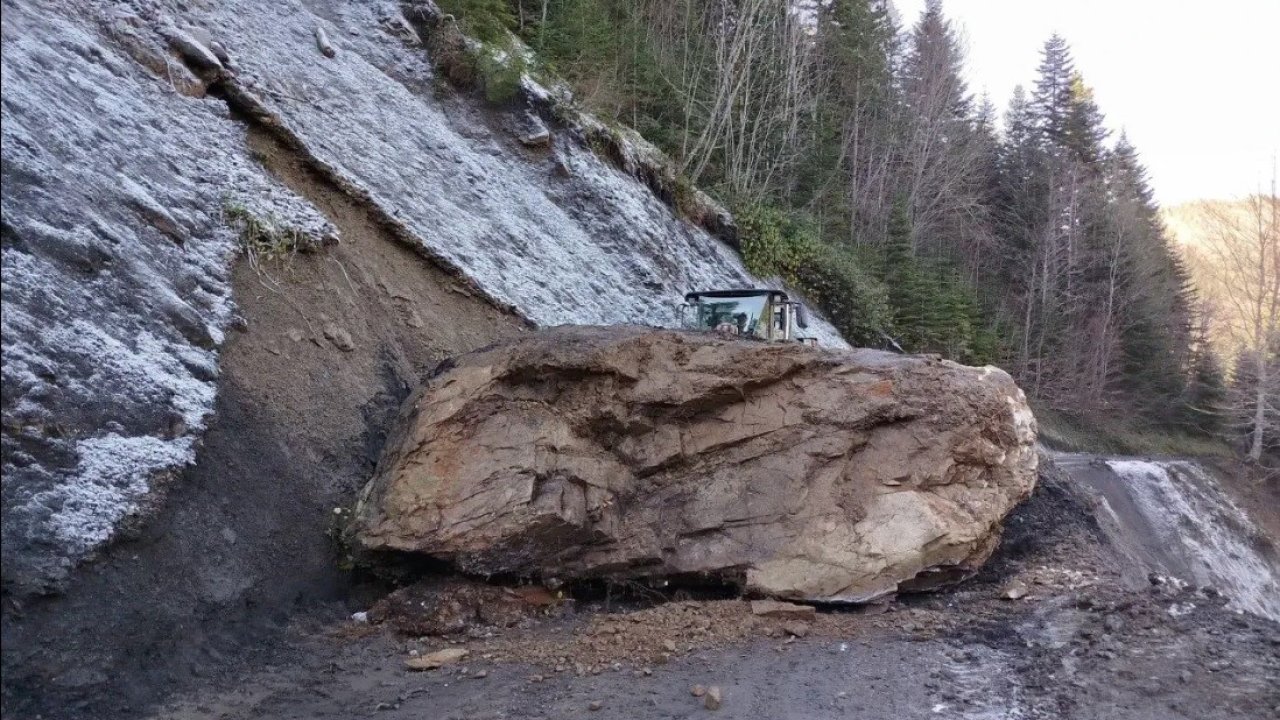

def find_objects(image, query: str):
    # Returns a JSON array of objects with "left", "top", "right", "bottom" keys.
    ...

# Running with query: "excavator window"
[{"left": 695, "top": 295, "right": 769, "bottom": 339}]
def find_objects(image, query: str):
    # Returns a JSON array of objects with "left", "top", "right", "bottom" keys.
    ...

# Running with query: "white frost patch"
[
  {"left": 1106, "top": 460, "right": 1280, "bottom": 622},
  {"left": 936, "top": 645, "right": 1029, "bottom": 720},
  {"left": 39, "top": 434, "right": 194, "bottom": 558}
]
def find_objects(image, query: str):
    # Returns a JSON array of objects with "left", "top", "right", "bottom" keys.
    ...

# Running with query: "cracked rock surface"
[{"left": 353, "top": 326, "right": 1038, "bottom": 601}]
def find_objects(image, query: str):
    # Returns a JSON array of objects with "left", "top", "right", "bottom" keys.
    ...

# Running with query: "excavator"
[
  {"left": 678, "top": 288, "right": 815, "bottom": 345},
  {"left": 679, "top": 288, "right": 906, "bottom": 352}
]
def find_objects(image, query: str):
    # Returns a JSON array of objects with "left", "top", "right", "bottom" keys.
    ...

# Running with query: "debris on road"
[{"left": 404, "top": 648, "right": 469, "bottom": 671}]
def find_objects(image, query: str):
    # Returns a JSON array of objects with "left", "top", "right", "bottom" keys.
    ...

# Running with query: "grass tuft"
[{"left": 222, "top": 200, "right": 315, "bottom": 266}]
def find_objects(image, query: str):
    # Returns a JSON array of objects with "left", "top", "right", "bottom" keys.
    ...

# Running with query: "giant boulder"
[{"left": 351, "top": 326, "right": 1037, "bottom": 602}]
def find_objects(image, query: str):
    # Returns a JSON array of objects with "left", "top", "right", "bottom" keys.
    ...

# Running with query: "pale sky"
[{"left": 893, "top": 0, "right": 1280, "bottom": 206}]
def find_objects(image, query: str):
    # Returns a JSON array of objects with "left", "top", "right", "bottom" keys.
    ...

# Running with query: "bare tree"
[
  {"left": 1194, "top": 178, "right": 1280, "bottom": 460},
  {"left": 653, "top": 0, "right": 819, "bottom": 198}
]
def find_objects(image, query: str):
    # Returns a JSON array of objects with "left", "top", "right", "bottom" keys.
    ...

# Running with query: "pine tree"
[
  {"left": 1105, "top": 135, "right": 1195, "bottom": 420},
  {"left": 1031, "top": 34, "right": 1076, "bottom": 150},
  {"left": 882, "top": 196, "right": 929, "bottom": 347},
  {"left": 1184, "top": 320, "right": 1229, "bottom": 436},
  {"left": 807, "top": 0, "right": 899, "bottom": 243},
  {"left": 1063, "top": 74, "right": 1110, "bottom": 166}
]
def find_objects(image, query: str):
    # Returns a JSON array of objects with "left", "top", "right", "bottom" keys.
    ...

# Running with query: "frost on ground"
[
  {"left": 1105, "top": 460, "right": 1280, "bottom": 622},
  {"left": 0, "top": 2, "right": 332, "bottom": 594},
  {"left": 2, "top": 0, "right": 845, "bottom": 593},
  {"left": 934, "top": 645, "right": 1029, "bottom": 720}
]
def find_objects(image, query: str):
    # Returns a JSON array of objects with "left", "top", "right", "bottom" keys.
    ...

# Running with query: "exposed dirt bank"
[{"left": 0, "top": 126, "right": 525, "bottom": 720}]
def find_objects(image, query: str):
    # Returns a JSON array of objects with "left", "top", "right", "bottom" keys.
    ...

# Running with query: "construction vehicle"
[{"left": 678, "top": 288, "right": 815, "bottom": 345}]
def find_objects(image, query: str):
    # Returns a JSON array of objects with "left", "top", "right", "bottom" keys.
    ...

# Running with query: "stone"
[
  {"left": 166, "top": 28, "right": 224, "bottom": 72},
  {"left": 323, "top": 324, "right": 356, "bottom": 351},
  {"left": 782, "top": 622, "right": 810, "bottom": 638},
  {"left": 704, "top": 686, "right": 723, "bottom": 710},
  {"left": 351, "top": 326, "right": 1037, "bottom": 602},
  {"left": 404, "top": 648, "right": 468, "bottom": 670},
  {"left": 588, "top": 700, "right": 603, "bottom": 711},
  {"left": 750, "top": 600, "right": 817, "bottom": 621},
  {"left": 691, "top": 684, "right": 706, "bottom": 697},
  {"left": 512, "top": 112, "right": 552, "bottom": 148},
  {"left": 368, "top": 577, "right": 546, "bottom": 636},
  {"left": 1001, "top": 582, "right": 1029, "bottom": 600},
  {"left": 208, "top": 40, "right": 231, "bottom": 65},
  {"left": 315, "top": 26, "right": 336, "bottom": 58}
]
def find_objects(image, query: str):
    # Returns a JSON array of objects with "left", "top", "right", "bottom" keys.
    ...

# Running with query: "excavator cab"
[{"left": 679, "top": 289, "right": 815, "bottom": 345}]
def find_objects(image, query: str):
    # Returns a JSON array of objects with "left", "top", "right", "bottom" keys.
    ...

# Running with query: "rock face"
[{"left": 352, "top": 326, "right": 1038, "bottom": 602}]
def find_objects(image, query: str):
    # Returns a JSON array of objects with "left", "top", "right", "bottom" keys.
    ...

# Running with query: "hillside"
[
  {"left": 1, "top": 0, "right": 840, "bottom": 714},
  {"left": 3, "top": 2, "right": 1278, "bottom": 719}
]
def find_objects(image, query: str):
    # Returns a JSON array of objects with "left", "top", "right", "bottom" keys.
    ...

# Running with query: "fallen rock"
[
  {"left": 352, "top": 326, "right": 1037, "bottom": 602},
  {"left": 208, "top": 40, "right": 231, "bottom": 65},
  {"left": 315, "top": 26, "right": 336, "bottom": 58},
  {"left": 404, "top": 648, "right": 468, "bottom": 670},
  {"left": 691, "top": 684, "right": 706, "bottom": 697},
  {"left": 750, "top": 600, "right": 817, "bottom": 621},
  {"left": 1001, "top": 581, "right": 1030, "bottom": 600},
  {"left": 322, "top": 323, "right": 356, "bottom": 351},
  {"left": 704, "top": 686, "right": 723, "bottom": 710},
  {"left": 166, "top": 28, "right": 224, "bottom": 72},
  {"left": 513, "top": 111, "right": 552, "bottom": 147},
  {"left": 782, "top": 621, "right": 810, "bottom": 638}
]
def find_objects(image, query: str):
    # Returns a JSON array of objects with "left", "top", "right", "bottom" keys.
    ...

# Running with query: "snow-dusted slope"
[
  {"left": 1, "top": 0, "right": 844, "bottom": 593},
  {"left": 201, "top": 0, "right": 845, "bottom": 339},
  {"left": 1104, "top": 460, "right": 1279, "bottom": 622},
  {"left": 0, "top": 1, "right": 334, "bottom": 593}
]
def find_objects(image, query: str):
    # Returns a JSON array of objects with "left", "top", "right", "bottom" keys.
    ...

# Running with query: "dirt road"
[{"left": 148, "top": 460, "right": 1280, "bottom": 720}]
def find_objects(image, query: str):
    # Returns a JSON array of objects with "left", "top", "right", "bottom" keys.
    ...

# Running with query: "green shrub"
[
  {"left": 437, "top": 0, "right": 516, "bottom": 43},
  {"left": 737, "top": 204, "right": 892, "bottom": 347},
  {"left": 475, "top": 48, "right": 526, "bottom": 104}
]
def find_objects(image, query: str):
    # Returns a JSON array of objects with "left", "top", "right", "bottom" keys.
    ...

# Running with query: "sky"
[{"left": 891, "top": 0, "right": 1280, "bottom": 206}]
